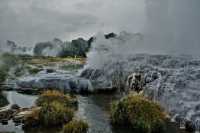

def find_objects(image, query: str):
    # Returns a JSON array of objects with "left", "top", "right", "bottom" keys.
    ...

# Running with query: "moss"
[
  {"left": 39, "top": 101, "right": 74, "bottom": 127},
  {"left": 36, "top": 90, "right": 77, "bottom": 109},
  {"left": 63, "top": 120, "right": 89, "bottom": 133},
  {"left": 111, "top": 94, "right": 167, "bottom": 133}
]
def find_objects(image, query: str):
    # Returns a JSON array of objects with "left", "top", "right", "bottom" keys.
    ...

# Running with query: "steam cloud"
[{"left": 144, "top": 0, "right": 200, "bottom": 56}]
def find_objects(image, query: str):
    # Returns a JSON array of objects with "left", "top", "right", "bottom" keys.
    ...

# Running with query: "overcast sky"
[
  {"left": 0, "top": 0, "right": 146, "bottom": 46},
  {"left": 0, "top": 0, "right": 200, "bottom": 55}
]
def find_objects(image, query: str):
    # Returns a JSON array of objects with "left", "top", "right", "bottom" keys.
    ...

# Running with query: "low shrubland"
[
  {"left": 24, "top": 90, "right": 88, "bottom": 131},
  {"left": 111, "top": 94, "right": 167, "bottom": 133},
  {"left": 63, "top": 120, "right": 89, "bottom": 133}
]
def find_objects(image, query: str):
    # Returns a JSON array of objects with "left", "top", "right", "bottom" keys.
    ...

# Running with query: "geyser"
[{"left": 81, "top": 31, "right": 200, "bottom": 131}]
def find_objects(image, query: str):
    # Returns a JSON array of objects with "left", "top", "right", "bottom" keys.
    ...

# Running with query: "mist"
[
  {"left": 0, "top": 0, "right": 199, "bottom": 56},
  {"left": 143, "top": 0, "right": 200, "bottom": 56}
]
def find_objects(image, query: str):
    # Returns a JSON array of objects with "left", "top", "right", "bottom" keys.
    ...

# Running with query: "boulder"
[
  {"left": 126, "top": 73, "right": 145, "bottom": 93},
  {"left": 185, "top": 120, "right": 195, "bottom": 132},
  {"left": 11, "top": 104, "right": 20, "bottom": 110}
]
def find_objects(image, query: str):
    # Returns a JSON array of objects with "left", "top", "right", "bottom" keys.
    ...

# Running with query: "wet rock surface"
[
  {"left": 82, "top": 54, "right": 200, "bottom": 130},
  {"left": 0, "top": 104, "right": 39, "bottom": 126},
  {"left": 16, "top": 71, "right": 94, "bottom": 93}
]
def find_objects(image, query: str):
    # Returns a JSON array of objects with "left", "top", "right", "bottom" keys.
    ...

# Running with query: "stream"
[{"left": 0, "top": 91, "right": 188, "bottom": 133}]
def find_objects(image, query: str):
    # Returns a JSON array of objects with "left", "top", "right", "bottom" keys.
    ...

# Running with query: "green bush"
[
  {"left": 111, "top": 94, "right": 166, "bottom": 133},
  {"left": 36, "top": 90, "right": 77, "bottom": 108},
  {"left": 39, "top": 101, "right": 74, "bottom": 127},
  {"left": 63, "top": 120, "right": 89, "bottom": 133}
]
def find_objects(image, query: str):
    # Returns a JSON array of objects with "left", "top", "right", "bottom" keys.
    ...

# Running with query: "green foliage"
[
  {"left": 63, "top": 120, "right": 89, "bottom": 133},
  {"left": 36, "top": 90, "right": 77, "bottom": 108},
  {"left": 39, "top": 101, "right": 74, "bottom": 127},
  {"left": 111, "top": 94, "right": 166, "bottom": 133}
]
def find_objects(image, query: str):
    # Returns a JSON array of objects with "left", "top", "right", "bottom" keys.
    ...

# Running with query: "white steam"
[
  {"left": 143, "top": 0, "right": 200, "bottom": 56},
  {"left": 41, "top": 40, "right": 64, "bottom": 57},
  {"left": 85, "top": 31, "right": 144, "bottom": 69},
  {"left": 0, "top": 40, "right": 33, "bottom": 55}
]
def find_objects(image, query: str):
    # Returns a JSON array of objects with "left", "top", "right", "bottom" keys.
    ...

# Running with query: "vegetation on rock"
[
  {"left": 63, "top": 120, "right": 89, "bottom": 133},
  {"left": 111, "top": 94, "right": 167, "bottom": 133},
  {"left": 39, "top": 101, "right": 74, "bottom": 127},
  {"left": 24, "top": 90, "right": 78, "bottom": 129},
  {"left": 36, "top": 90, "right": 77, "bottom": 108}
]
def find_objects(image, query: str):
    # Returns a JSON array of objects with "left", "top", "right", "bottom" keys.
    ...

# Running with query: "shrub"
[
  {"left": 36, "top": 90, "right": 77, "bottom": 108},
  {"left": 24, "top": 91, "right": 76, "bottom": 128},
  {"left": 111, "top": 94, "right": 166, "bottom": 133},
  {"left": 39, "top": 101, "right": 74, "bottom": 127},
  {"left": 63, "top": 120, "right": 89, "bottom": 133}
]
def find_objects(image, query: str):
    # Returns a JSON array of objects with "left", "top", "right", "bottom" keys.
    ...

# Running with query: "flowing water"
[
  {"left": 0, "top": 90, "right": 188, "bottom": 133},
  {"left": 81, "top": 33, "right": 200, "bottom": 131}
]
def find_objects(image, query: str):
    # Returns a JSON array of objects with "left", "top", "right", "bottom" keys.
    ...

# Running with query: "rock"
[
  {"left": 11, "top": 104, "right": 20, "bottom": 110},
  {"left": 126, "top": 73, "right": 145, "bottom": 93},
  {"left": 17, "top": 74, "right": 94, "bottom": 93},
  {"left": 105, "top": 32, "right": 117, "bottom": 39},
  {"left": 46, "top": 69, "right": 55, "bottom": 73},
  {"left": 185, "top": 120, "right": 195, "bottom": 132},
  {"left": 13, "top": 112, "right": 27, "bottom": 124},
  {"left": 13, "top": 115, "right": 23, "bottom": 124},
  {"left": 1, "top": 119, "right": 8, "bottom": 125},
  {"left": 0, "top": 109, "right": 15, "bottom": 121}
]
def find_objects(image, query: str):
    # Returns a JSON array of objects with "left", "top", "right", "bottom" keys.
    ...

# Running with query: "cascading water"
[{"left": 81, "top": 32, "right": 200, "bottom": 131}]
